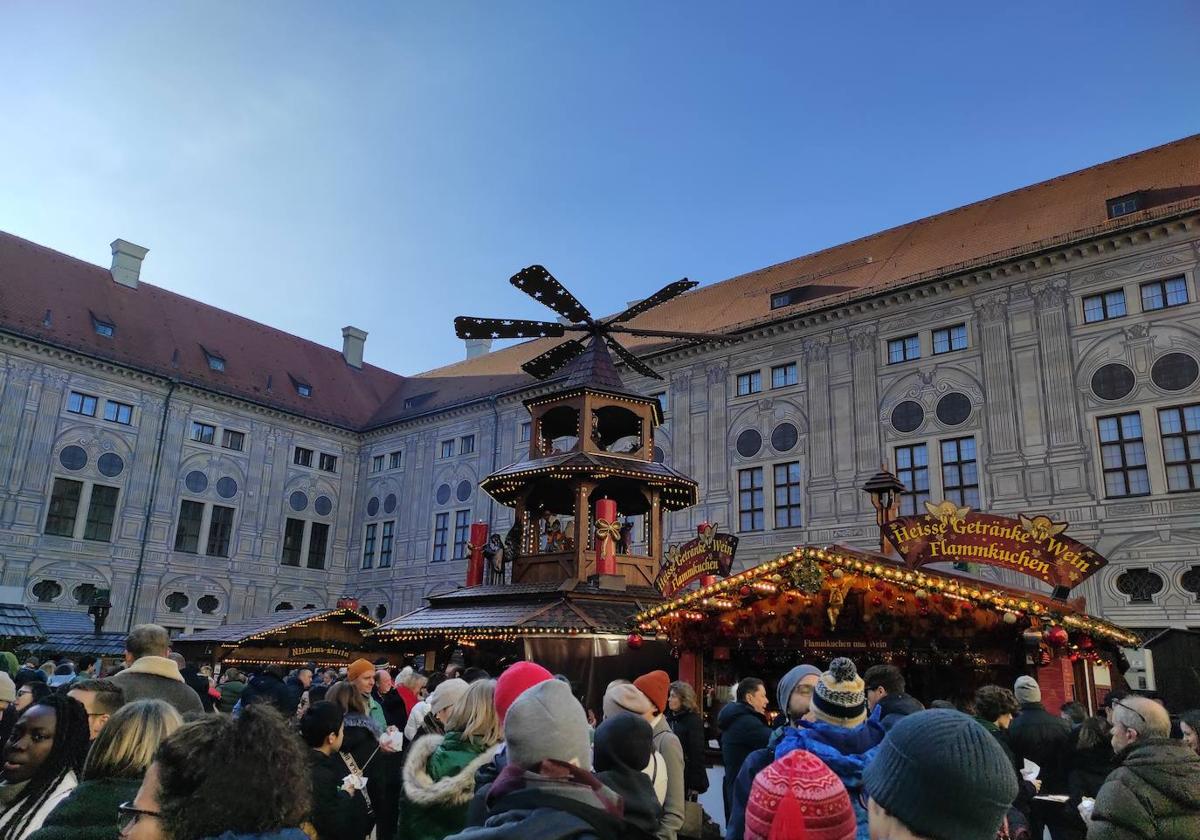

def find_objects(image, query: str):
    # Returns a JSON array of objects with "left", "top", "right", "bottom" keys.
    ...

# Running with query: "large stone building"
[{"left": 1, "top": 135, "right": 1199, "bottom": 643}]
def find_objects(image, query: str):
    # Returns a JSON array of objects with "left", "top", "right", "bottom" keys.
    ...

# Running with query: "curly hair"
[
  {"left": 155, "top": 703, "right": 311, "bottom": 840},
  {"left": 974, "top": 685, "right": 1019, "bottom": 723},
  {"left": 0, "top": 694, "right": 91, "bottom": 840},
  {"left": 668, "top": 681, "right": 699, "bottom": 713}
]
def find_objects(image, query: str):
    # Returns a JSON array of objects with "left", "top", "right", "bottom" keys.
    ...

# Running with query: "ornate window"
[
  {"left": 1181, "top": 567, "right": 1200, "bottom": 601},
  {"left": 453, "top": 510, "right": 471, "bottom": 559},
  {"left": 1140, "top": 276, "right": 1188, "bottom": 311},
  {"left": 165, "top": 592, "right": 189, "bottom": 613},
  {"left": 1115, "top": 568, "right": 1164, "bottom": 604},
  {"left": 432, "top": 513, "right": 449, "bottom": 562},
  {"left": 379, "top": 522, "right": 394, "bottom": 568},
  {"left": 736, "top": 371, "right": 762, "bottom": 396},
  {"left": 362, "top": 523, "right": 376, "bottom": 569},
  {"left": 73, "top": 584, "right": 97, "bottom": 606},
  {"left": 1098, "top": 413, "right": 1150, "bottom": 497},
  {"left": 32, "top": 580, "right": 62, "bottom": 603},
  {"left": 932, "top": 324, "right": 967, "bottom": 355},
  {"left": 941, "top": 437, "right": 980, "bottom": 508},
  {"left": 1082, "top": 289, "right": 1126, "bottom": 323},
  {"left": 894, "top": 444, "right": 930, "bottom": 516},
  {"left": 1159, "top": 404, "right": 1200, "bottom": 492},
  {"left": 738, "top": 468, "right": 764, "bottom": 532},
  {"left": 887, "top": 335, "right": 920, "bottom": 364},
  {"left": 773, "top": 462, "right": 802, "bottom": 529},
  {"left": 198, "top": 595, "right": 220, "bottom": 615}
]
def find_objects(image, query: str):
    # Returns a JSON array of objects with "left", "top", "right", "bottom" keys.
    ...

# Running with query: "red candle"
[
  {"left": 467, "top": 522, "right": 488, "bottom": 587},
  {"left": 595, "top": 498, "right": 618, "bottom": 576}
]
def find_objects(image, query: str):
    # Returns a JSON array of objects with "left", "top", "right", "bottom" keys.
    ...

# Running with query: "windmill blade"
[
  {"left": 521, "top": 339, "right": 587, "bottom": 380},
  {"left": 606, "top": 279, "right": 697, "bottom": 325},
  {"left": 510, "top": 265, "right": 592, "bottom": 323},
  {"left": 603, "top": 333, "right": 663, "bottom": 381},
  {"left": 455, "top": 316, "right": 567, "bottom": 340}
]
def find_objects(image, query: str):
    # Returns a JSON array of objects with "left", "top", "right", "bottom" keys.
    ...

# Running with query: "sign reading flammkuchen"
[
  {"left": 656, "top": 524, "right": 738, "bottom": 597},
  {"left": 883, "top": 502, "right": 1107, "bottom": 590}
]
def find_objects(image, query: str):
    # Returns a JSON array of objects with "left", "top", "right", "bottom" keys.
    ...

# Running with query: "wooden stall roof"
[
  {"left": 634, "top": 545, "right": 1139, "bottom": 648},
  {"left": 176, "top": 607, "right": 377, "bottom": 645},
  {"left": 481, "top": 452, "right": 699, "bottom": 510},
  {"left": 370, "top": 580, "right": 662, "bottom": 643},
  {"left": 24, "top": 608, "right": 125, "bottom": 656},
  {"left": 0, "top": 603, "right": 45, "bottom": 641}
]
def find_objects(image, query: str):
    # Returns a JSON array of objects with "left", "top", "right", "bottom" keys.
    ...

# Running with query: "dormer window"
[
  {"left": 203, "top": 348, "right": 226, "bottom": 372},
  {"left": 1107, "top": 192, "right": 1142, "bottom": 219},
  {"left": 289, "top": 374, "right": 313, "bottom": 398},
  {"left": 91, "top": 314, "right": 115, "bottom": 338},
  {"left": 404, "top": 392, "right": 433, "bottom": 410}
]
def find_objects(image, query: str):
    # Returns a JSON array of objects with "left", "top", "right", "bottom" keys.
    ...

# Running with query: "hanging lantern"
[
  {"left": 1003, "top": 612, "right": 1018, "bottom": 625},
  {"left": 627, "top": 633, "right": 644, "bottom": 650},
  {"left": 831, "top": 568, "right": 845, "bottom": 579},
  {"left": 1046, "top": 626, "right": 1069, "bottom": 648}
]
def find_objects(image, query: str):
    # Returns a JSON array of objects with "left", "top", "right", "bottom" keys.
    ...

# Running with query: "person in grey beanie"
[
  {"left": 452, "top": 679, "right": 624, "bottom": 840},
  {"left": 864, "top": 708, "right": 1018, "bottom": 840},
  {"left": 1007, "top": 674, "right": 1072, "bottom": 839}
]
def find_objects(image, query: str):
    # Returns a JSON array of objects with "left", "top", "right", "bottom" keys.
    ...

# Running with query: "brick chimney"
[
  {"left": 342, "top": 326, "right": 367, "bottom": 369},
  {"left": 110, "top": 239, "right": 148, "bottom": 288},
  {"left": 465, "top": 338, "right": 492, "bottom": 359}
]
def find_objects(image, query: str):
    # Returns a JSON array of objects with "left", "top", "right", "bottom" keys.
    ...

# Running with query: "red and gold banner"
[
  {"left": 656, "top": 523, "right": 738, "bottom": 597},
  {"left": 883, "top": 503, "right": 1107, "bottom": 590}
]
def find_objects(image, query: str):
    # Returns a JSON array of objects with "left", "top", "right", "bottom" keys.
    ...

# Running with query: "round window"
[
  {"left": 384, "top": 493, "right": 398, "bottom": 513},
  {"left": 1151, "top": 353, "right": 1199, "bottom": 392},
  {"left": 367, "top": 497, "right": 380, "bottom": 517},
  {"left": 436, "top": 483, "right": 452, "bottom": 505},
  {"left": 198, "top": 595, "right": 219, "bottom": 615},
  {"left": 217, "top": 477, "right": 238, "bottom": 499},
  {"left": 314, "top": 495, "right": 333, "bottom": 516},
  {"left": 1091, "top": 363, "right": 1135, "bottom": 401},
  {"left": 59, "top": 446, "right": 87, "bottom": 471},
  {"left": 289, "top": 491, "right": 308, "bottom": 512},
  {"left": 456, "top": 481, "right": 472, "bottom": 502},
  {"left": 97, "top": 452, "right": 124, "bottom": 477},
  {"left": 736, "top": 429, "right": 763, "bottom": 458},
  {"left": 891, "top": 401, "right": 925, "bottom": 434},
  {"left": 184, "top": 471, "right": 208, "bottom": 493},
  {"left": 771, "top": 423, "right": 799, "bottom": 453},
  {"left": 936, "top": 393, "right": 972, "bottom": 427}
]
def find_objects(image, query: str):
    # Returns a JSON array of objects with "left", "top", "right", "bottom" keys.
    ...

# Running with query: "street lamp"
[{"left": 862, "top": 465, "right": 906, "bottom": 553}]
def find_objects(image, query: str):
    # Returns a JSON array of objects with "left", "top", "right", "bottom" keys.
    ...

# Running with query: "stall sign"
[
  {"left": 802, "top": 639, "right": 890, "bottom": 653},
  {"left": 883, "top": 503, "right": 1107, "bottom": 590},
  {"left": 289, "top": 645, "right": 351, "bottom": 660},
  {"left": 656, "top": 526, "right": 738, "bottom": 597}
]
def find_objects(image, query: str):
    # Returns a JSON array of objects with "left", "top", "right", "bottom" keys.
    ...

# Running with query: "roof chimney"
[
  {"left": 465, "top": 338, "right": 492, "bottom": 359},
  {"left": 342, "top": 326, "right": 367, "bottom": 369},
  {"left": 110, "top": 239, "right": 148, "bottom": 288}
]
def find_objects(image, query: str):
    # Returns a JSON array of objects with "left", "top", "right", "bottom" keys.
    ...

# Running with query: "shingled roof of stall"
[
  {"left": 369, "top": 581, "right": 663, "bottom": 640},
  {"left": 2, "top": 136, "right": 1198, "bottom": 428},
  {"left": 175, "top": 607, "right": 377, "bottom": 645}
]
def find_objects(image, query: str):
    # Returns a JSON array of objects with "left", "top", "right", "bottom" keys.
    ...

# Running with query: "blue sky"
[{"left": 3, "top": 3, "right": 1198, "bottom": 375}]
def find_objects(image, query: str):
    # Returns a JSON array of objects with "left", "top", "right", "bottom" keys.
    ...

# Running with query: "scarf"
[{"left": 488, "top": 761, "right": 624, "bottom": 819}]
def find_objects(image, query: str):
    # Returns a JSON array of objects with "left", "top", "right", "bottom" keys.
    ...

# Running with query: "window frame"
[
  {"left": 220, "top": 429, "right": 245, "bottom": 452},
  {"left": 738, "top": 467, "right": 765, "bottom": 532},
  {"left": 1082, "top": 289, "right": 1127, "bottom": 324},
  {"left": 103, "top": 400, "right": 133, "bottom": 425},
  {"left": 389, "top": 451, "right": 403, "bottom": 469},
  {"left": 519, "top": 421, "right": 532, "bottom": 443},
  {"left": 887, "top": 334, "right": 921, "bottom": 365},
  {"left": 281, "top": 518, "right": 306, "bottom": 566},
  {"left": 894, "top": 443, "right": 930, "bottom": 516},
  {"left": 1097, "top": 412, "right": 1151, "bottom": 498},
  {"left": 940, "top": 437, "right": 980, "bottom": 508},
  {"left": 1158, "top": 404, "right": 1200, "bottom": 493},
  {"left": 191, "top": 422, "right": 216, "bottom": 445},
  {"left": 174, "top": 500, "right": 206, "bottom": 553},
  {"left": 371, "top": 455, "right": 385, "bottom": 473},
  {"left": 44, "top": 478, "right": 84, "bottom": 537},
  {"left": 440, "top": 440, "right": 455, "bottom": 459},
  {"left": 1140, "top": 276, "right": 1189, "bottom": 312},
  {"left": 931, "top": 324, "right": 968, "bottom": 356},
  {"left": 92, "top": 316, "right": 115, "bottom": 338},
  {"left": 81, "top": 483, "right": 119, "bottom": 542},
  {"left": 432, "top": 512, "right": 449, "bottom": 562},
  {"left": 293, "top": 447, "right": 314, "bottom": 467},
  {"left": 459, "top": 435, "right": 475, "bottom": 456},
  {"left": 379, "top": 521, "right": 394, "bottom": 568},
  {"left": 770, "top": 363, "right": 798, "bottom": 390},
  {"left": 318, "top": 452, "right": 338, "bottom": 473},
  {"left": 362, "top": 523, "right": 377, "bottom": 569},
  {"left": 736, "top": 371, "right": 763, "bottom": 397},
  {"left": 67, "top": 391, "right": 98, "bottom": 417},
  {"left": 306, "top": 522, "right": 329, "bottom": 570},
  {"left": 772, "top": 461, "right": 803, "bottom": 529},
  {"left": 205, "top": 504, "right": 235, "bottom": 557}
]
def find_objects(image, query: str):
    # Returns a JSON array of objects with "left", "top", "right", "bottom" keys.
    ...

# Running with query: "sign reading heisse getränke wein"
[{"left": 883, "top": 502, "right": 1107, "bottom": 590}]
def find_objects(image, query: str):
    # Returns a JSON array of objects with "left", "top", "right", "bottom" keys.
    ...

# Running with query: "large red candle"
[
  {"left": 467, "top": 522, "right": 488, "bottom": 587},
  {"left": 595, "top": 498, "right": 618, "bottom": 576}
]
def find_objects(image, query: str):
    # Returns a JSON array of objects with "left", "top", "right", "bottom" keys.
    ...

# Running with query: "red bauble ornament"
[
  {"left": 740, "top": 585, "right": 752, "bottom": 597},
  {"left": 1046, "top": 626, "right": 1069, "bottom": 647},
  {"left": 627, "top": 633, "right": 644, "bottom": 650},
  {"left": 872, "top": 597, "right": 883, "bottom": 608},
  {"left": 1080, "top": 636, "right": 1095, "bottom": 651}
]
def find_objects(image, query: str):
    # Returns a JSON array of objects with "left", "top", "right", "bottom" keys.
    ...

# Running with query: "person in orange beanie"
[{"left": 634, "top": 670, "right": 685, "bottom": 840}]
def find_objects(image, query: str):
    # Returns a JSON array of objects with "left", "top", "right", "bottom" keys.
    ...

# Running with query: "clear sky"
[{"left": 2, "top": 3, "right": 1198, "bottom": 375}]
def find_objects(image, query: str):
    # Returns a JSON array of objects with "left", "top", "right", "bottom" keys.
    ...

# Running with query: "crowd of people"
[{"left": 0, "top": 627, "right": 1197, "bottom": 840}]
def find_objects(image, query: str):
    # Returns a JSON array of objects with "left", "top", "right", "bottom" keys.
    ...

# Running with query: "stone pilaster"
[
  {"left": 974, "top": 291, "right": 1020, "bottom": 459},
  {"left": 849, "top": 326, "right": 881, "bottom": 476}
]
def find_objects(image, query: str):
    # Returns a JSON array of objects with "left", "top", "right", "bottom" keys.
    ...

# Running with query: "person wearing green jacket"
[
  {"left": 400, "top": 679, "right": 502, "bottom": 840},
  {"left": 29, "top": 699, "right": 182, "bottom": 840}
]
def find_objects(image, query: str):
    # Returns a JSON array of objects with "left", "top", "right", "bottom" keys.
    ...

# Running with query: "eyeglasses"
[{"left": 117, "top": 802, "right": 160, "bottom": 832}]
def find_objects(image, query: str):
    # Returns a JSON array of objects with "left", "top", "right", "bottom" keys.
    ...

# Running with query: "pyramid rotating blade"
[
  {"left": 606, "top": 278, "right": 696, "bottom": 324},
  {"left": 603, "top": 333, "right": 663, "bottom": 380},
  {"left": 454, "top": 316, "right": 567, "bottom": 340},
  {"left": 520, "top": 338, "right": 587, "bottom": 380},
  {"left": 510, "top": 265, "right": 591, "bottom": 323}
]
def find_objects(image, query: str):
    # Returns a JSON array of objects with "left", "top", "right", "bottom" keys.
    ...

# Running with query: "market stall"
[{"left": 173, "top": 605, "right": 388, "bottom": 669}]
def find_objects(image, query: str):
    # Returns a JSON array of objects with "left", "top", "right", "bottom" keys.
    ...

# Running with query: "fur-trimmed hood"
[{"left": 404, "top": 733, "right": 502, "bottom": 807}]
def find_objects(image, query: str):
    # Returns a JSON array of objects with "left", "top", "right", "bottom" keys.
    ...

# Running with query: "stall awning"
[
  {"left": 176, "top": 608, "right": 377, "bottom": 645},
  {"left": 0, "top": 603, "right": 45, "bottom": 641},
  {"left": 23, "top": 609, "right": 125, "bottom": 655},
  {"left": 634, "top": 545, "right": 1139, "bottom": 650}
]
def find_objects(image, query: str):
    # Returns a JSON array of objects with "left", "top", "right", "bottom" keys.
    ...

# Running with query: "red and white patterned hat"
[{"left": 745, "top": 749, "right": 857, "bottom": 840}]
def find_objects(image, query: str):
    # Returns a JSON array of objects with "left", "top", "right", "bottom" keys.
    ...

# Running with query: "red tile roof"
[
  {"left": 0, "top": 232, "right": 405, "bottom": 429},
  {"left": 4, "top": 134, "right": 1199, "bottom": 430}
]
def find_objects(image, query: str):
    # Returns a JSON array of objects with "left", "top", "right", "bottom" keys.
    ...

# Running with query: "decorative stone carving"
[
  {"left": 801, "top": 339, "right": 829, "bottom": 362},
  {"left": 1122, "top": 323, "right": 1151, "bottom": 340},
  {"left": 1032, "top": 280, "right": 1069, "bottom": 308},
  {"left": 705, "top": 363, "right": 727, "bottom": 386},
  {"left": 975, "top": 292, "right": 1009, "bottom": 323},
  {"left": 849, "top": 327, "right": 877, "bottom": 354}
]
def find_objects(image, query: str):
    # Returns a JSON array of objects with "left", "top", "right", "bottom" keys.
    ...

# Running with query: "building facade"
[{"left": 2, "top": 136, "right": 1199, "bottom": 642}]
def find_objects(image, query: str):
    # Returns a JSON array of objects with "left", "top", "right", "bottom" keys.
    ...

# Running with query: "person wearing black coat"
[
  {"left": 302, "top": 701, "right": 374, "bottom": 840},
  {"left": 240, "top": 665, "right": 296, "bottom": 716},
  {"left": 178, "top": 662, "right": 216, "bottom": 713},
  {"left": 717, "top": 677, "right": 771, "bottom": 817},
  {"left": 1008, "top": 676, "right": 1073, "bottom": 840},
  {"left": 864, "top": 664, "right": 925, "bottom": 731},
  {"left": 666, "top": 682, "right": 708, "bottom": 796},
  {"left": 594, "top": 713, "right": 663, "bottom": 840}
]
